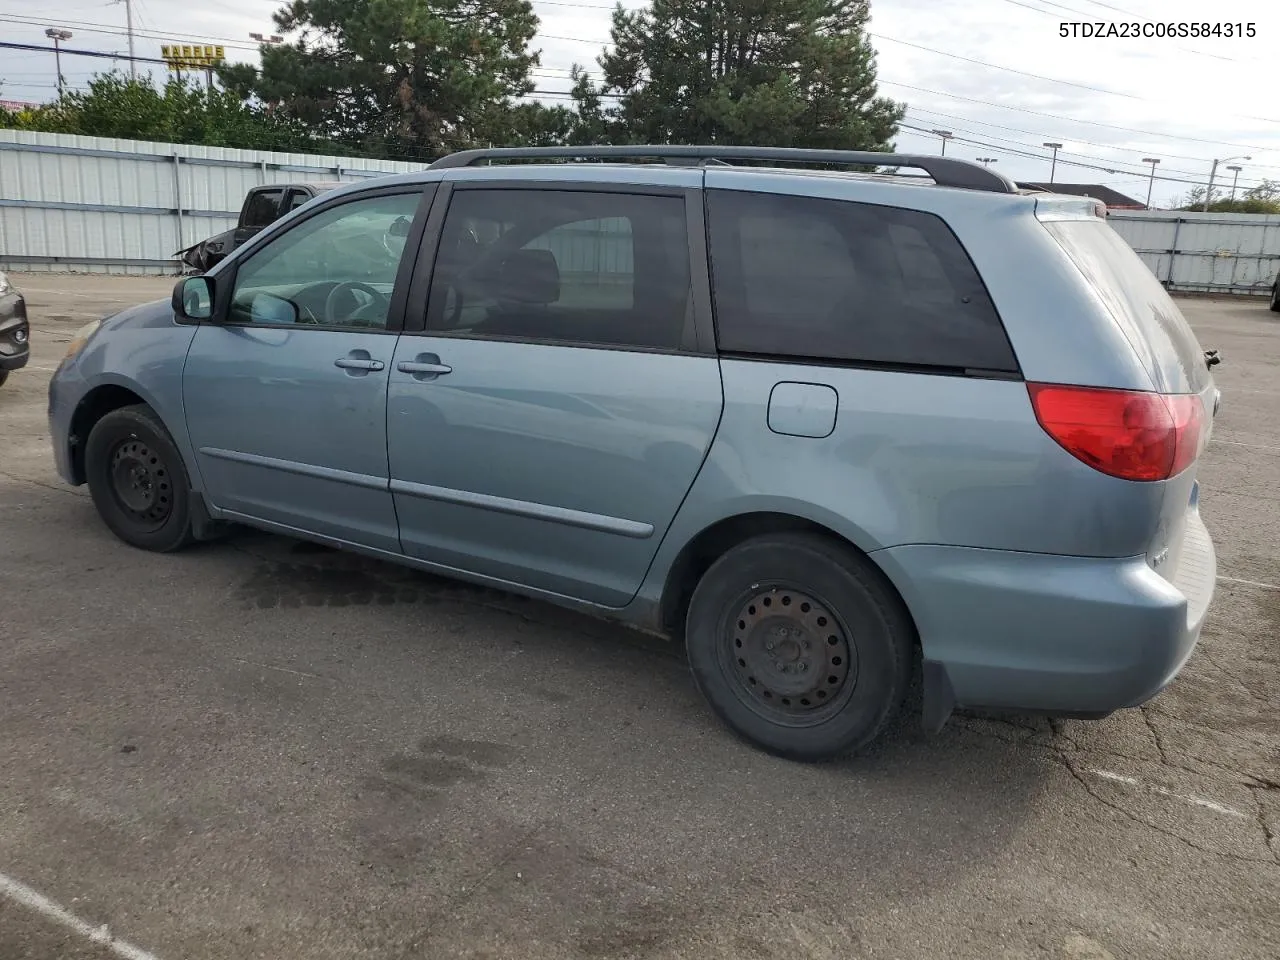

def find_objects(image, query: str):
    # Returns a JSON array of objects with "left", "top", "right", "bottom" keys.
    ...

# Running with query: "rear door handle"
[
  {"left": 334, "top": 350, "right": 385, "bottom": 374},
  {"left": 398, "top": 353, "right": 452, "bottom": 381}
]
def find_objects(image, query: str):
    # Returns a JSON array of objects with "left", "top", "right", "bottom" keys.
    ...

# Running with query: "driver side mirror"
[{"left": 173, "top": 276, "right": 213, "bottom": 320}]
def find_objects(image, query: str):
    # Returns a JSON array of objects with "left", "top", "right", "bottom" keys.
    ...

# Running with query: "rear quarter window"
[
  {"left": 1042, "top": 218, "right": 1209, "bottom": 394},
  {"left": 706, "top": 190, "right": 1018, "bottom": 374}
]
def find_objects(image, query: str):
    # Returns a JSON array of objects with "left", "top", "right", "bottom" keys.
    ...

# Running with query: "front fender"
[{"left": 68, "top": 314, "right": 201, "bottom": 491}]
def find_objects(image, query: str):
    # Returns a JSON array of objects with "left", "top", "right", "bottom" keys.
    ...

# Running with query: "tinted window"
[
  {"left": 285, "top": 189, "right": 312, "bottom": 213},
  {"left": 229, "top": 192, "right": 420, "bottom": 329},
  {"left": 242, "top": 189, "right": 284, "bottom": 229},
  {"left": 707, "top": 190, "right": 1017, "bottom": 372},
  {"left": 425, "top": 189, "right": 691, "bottom": 351},
  {"left": 1043, "top": 219, "right": 1208, "bottom": 393}
]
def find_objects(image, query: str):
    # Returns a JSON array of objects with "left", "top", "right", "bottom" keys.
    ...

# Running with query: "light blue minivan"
[{"left": 48, "top": 146, "right": 1219, "bottom": 760}]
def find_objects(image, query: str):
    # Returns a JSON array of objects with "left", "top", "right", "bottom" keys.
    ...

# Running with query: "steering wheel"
[{"left": 324, "top": 281, "right": 387, "bottom": 326}]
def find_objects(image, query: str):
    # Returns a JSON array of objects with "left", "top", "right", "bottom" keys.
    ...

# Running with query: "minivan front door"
[{"left": 183, "top": 188, "right": 430, "bottom": 552}]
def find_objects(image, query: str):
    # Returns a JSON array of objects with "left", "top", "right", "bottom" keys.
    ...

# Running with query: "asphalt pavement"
[{"left": 1, "top": 274, "right": 1278, "bottom": 960}]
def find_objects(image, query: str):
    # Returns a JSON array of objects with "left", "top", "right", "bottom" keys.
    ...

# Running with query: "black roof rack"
[{"left": 427, "top": 145, "right": 1019, "bottom": 194}]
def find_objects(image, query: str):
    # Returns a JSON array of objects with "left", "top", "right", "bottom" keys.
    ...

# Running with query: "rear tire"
[
  {"left": 685, "top": 532, "right": 914, "bottom": 762},
  {"left": 1270, "top": 283, "right": 1280, "bottom": 313},
  {"left": 85, "top": 404, "right": 195, "bottom": 553}
]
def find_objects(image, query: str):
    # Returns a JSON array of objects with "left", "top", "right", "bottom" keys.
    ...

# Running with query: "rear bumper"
[{"left": 874, "top": 508, "right": 1215, "bottom": 724}]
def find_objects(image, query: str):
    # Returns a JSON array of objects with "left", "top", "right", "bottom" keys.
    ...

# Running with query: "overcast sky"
[{"left": 1, "top": 0, "right": 1276, "bottom": 207}]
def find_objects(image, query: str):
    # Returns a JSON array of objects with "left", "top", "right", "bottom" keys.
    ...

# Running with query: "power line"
[
  {"left": 902, "top": 108, "right": 1277, "bottom": 182},
  {"left": 897, "top": 122, "right": 1257, "bottom": 192},
  {"left": 871, "top": 32, "right": 1279, "bottom": 124},
  {"left": 879, "top": 78, "right": 1278, "bottom": 154}
]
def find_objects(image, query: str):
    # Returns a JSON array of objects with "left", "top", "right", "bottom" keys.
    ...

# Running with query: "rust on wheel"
[{"left": 723, "top": 585, "right": 857, "bottom": 726}]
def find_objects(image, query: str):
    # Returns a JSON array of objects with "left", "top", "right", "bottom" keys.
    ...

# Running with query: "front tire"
[
  {"left": 0, "top": 369, "right": 8, "bottom": 387},
  {"left": 685, "top": 532, "right": 914, "bottom": 762},
  {"left": 85, "top": 404, "right": 195, "bottom": 552}
]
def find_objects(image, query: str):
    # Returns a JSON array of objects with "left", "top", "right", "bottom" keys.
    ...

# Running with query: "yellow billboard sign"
[{"left": 160, "top": 44, "right": 226, "bottom": 68}]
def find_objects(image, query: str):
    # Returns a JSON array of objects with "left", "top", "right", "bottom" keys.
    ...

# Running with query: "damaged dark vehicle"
[{"left": 174, "top": 182, "right": 340, "bottom": 273}]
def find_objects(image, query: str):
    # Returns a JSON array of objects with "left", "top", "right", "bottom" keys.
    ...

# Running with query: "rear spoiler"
[{"left": 1032, "top": 195, "right": 1108, "bottom": 221}]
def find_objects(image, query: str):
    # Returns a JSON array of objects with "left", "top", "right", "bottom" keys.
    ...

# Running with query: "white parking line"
[
  {"left": 0, "top": 871, "right": 163, "bottom": 960},
  {"left": 1217, "top": 575, "right": 1280, "bottom": 591},
  {"left": 1088, "top": 769, "right": 1247, "bottom": 819}
]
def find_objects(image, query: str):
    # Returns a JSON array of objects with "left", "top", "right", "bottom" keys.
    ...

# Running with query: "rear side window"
[
  {"left": 706, "top": 190, "right": 1017, "bottom": 373},
  {"left": 1042, "top": 219, "right": 1208, "bottom": 394}
]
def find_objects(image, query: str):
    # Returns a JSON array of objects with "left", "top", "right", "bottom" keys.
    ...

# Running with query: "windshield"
[{"left": 1043, "top": 218, "right": 1210, "bottom": 394}]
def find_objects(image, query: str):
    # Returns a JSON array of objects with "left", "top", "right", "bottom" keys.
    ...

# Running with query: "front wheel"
[
  {"left": 0, "top": 369, "right": 8, "bottom": 388},
  {"left": 85, "top": 404, "right": 195, "bottom": 552},
  {"left": 685, "top": 532, "right": 914, "bottom": 762}
]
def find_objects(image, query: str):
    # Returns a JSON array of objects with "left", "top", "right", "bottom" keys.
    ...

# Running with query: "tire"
[
  {"left": 685, "top": 532, "right": 914, "bottom": 762},
  {"left": 1270, "top": 283, "right": 1280, "bottom": 313},
  {"left": 84, "top": 404, "right": 195, "bottom": 552},
  {"left": 0, "top": 369, "right": 8, "bottom": 388}
]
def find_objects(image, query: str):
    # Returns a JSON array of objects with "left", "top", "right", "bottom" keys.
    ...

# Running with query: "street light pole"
[
  {"left": 930, "top": 129, "right": 953, "bottom": 156},
  {"left": 44, "top": 28, "right": 72, "bottom": 97},
  {"left": 1141, "top": 158, "right": 1160, "bottom": 209},
  {"left": 1043, "top": 142, "right": 1063, "bottom": 184},
  {"left": 1204, "top": 155, "right": 1251, "bottom": 212},
  {"left": 1226, "top": 165, "right": 1243, "bottom": 202}
]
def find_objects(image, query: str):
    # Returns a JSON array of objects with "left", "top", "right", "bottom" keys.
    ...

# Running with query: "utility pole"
[
  {"left": 976, "top": 157, "right": 998, "bottom": 167},
  {"left": 1141, "top": 158, "right": 1160, "bottom": 209},
  {"left": 1204, "top": 155, "right": 1250, "bottom": 211},
  {"left": 44, "top": 28, "right": 72, "bottom": 96},
  {"left": 1226, "top": 165, "right": 1243, "bottom": 201},
  {"left": 125, "top": 0, "right": 136, "bottom": 80},
  {"left": 110, "top": 0, "right": 137, "bottom": 79},
  {"left": 1043, "top": 142, "right": 1063, "bottom": 184},
  {"left": 930, "top": 129, "right": 953, "bottom": 156}
]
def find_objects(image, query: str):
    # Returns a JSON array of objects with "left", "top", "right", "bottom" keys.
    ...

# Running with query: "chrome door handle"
[
  {"left": 335, "top": 356, "right": 384, "bottom": 371},
  {"left": 397, "top": 353, "right": 452, "bottom": 381}
]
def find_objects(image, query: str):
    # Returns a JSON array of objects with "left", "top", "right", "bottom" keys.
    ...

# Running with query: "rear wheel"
[
  {"left": 1270, "top": 283, "right": 1280, "bottom": 313},
  {"left": 85, "top": 404, "right": 195, "bottom": 552},
  {"left": 684, "top": 532, "right": 914, "bottom": 762}
]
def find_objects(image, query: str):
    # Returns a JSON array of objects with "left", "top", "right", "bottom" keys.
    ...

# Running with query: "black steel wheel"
[
  {"left": 107, "top": 436, "right": 174, "bottom": 531},
  {"left": 85, "top": 404, "right": 195, "bottom": 552},
  {"left": 686, "top": 532, "right": 914, "bottom": 761},
  {"left": 723, "top": 586, "right": 857, "bottom": 725}
]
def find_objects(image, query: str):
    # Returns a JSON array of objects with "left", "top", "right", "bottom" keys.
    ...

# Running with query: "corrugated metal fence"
[
  {"left": 0, "top": 130, "right": 422, "bottom": 274},
  {"left": 1106, "top": 210, "right": 1280, "bottom": 298}
]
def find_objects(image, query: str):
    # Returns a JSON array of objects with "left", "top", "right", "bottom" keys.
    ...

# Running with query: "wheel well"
[
  {"left": 68, "top": 385, "right": 147, "bottom": 484},
  {"left": 659, "top": 512, "right": 910, "bottom": 639}
]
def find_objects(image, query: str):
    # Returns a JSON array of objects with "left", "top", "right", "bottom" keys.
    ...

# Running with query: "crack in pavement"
[
  {"left": 1056, "top": 751, "right": 1279, "bottom": 866},
  {"left": 1140, "top": 706, "right": 1171, "bottom": 766},
  {"left": 953, "top": 720, "right": 1280, "bottom": 865},
  {"left": 0, "top": 470, "right": 84, "bottom": 498}
]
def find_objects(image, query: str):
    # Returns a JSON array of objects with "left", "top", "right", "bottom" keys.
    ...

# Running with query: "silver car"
[{"left": 47, "top": 146, "right": 1220, "bottom": 761}]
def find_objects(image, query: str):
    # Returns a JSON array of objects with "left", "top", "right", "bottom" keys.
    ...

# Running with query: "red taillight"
[{"left": 1027, "top": 383, "right": 1204, "bottom": 482}]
